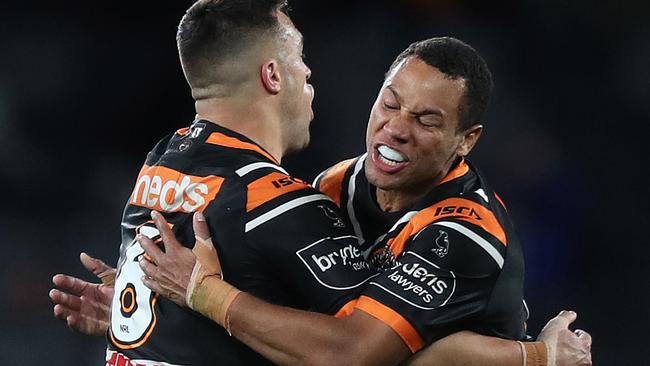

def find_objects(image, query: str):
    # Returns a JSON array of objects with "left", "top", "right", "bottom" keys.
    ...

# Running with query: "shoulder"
[
  {"left": 396, "top": 191, "right": 510, "bottom": 275},
  {"left": 313, "top": 156, "right": 363, "bottom": 206},
  {"left": 233, "top": 162, "right": 343, "bottom": 234}
]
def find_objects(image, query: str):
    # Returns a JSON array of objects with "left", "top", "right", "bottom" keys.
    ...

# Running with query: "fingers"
[
  {"left": 553, "top": 310, "right": 577, "bottom": 328},
  {"left": 151, "top": 211, "right": 181, "bottom": 252},
  {"left": 193, "top": 212, "right": 211, "bottom": 242},
  {"left": 53, "top": 304, "right": 88, "bottom": 333},
  {"left": 80, "top": 252, "right": 116, "bottom": 285},
  {"left": 138, "top": 255, "right": 160, "bottom": 280},
  {"left": 52, "top": 274, "right": 89, "bottom": 296},
  {"left": 574, "top": 329, "right": 592, "bottom": 346},
  {"left": 50, "top": 289, "right": 82, "bottom": 312},
  {"left": 138, "top": 234, "right": 164, "bottom": 265},
  {"left": 53, "top": 303, "right": 77, "bottom": 322},
  {"left": 96, "top": 284, "right": 116, "bottom": 305},
  {"left": 141, "top": 274, "right": 165, "bottom": 295},
  {"left": 79, "top": 252, "right": 113, "bottom": 276}
]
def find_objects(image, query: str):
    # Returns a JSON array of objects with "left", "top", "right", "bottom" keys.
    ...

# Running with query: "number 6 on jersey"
[{"left": 109, "top": 226, "right": 161, "bottom": 349}]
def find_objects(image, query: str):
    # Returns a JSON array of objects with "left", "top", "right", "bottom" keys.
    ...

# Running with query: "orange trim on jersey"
[
  {"left": 438, "top": 159, "right": 470, "bottom": 186},
  {"left": 109, "top": 294, "right": 160, "bottom": 350},
  {"left": 120, "top": 287, "right": 136, "bottom": 313},
  {"left": 130, "top": 165, "right": 225, "bottom": 214},
  {"left": 246, "top": 172, "right": 311, "bottom": 212},
  {"left": 205, "top": 132, "right": 278, "bottom": 163},
  {"left": 176, "top": 127, "right": 190, "bottom": 136},
  {"left": 317, "top": 158, "right": 356, "bottom": 207},
  {"left": 334, "top": 299, "right": 358, "bottom": 318},
  {"left": 387, "top": 197, "right": 507, "bottom": 257},
  {"left": 355, "top": 296, "right": 424, "bottom": 353},
  {"left": 495, "top": 192, "right": 508, "bottom": 212}
]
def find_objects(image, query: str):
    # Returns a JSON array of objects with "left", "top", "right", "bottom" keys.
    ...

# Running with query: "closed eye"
[{"left": 383, "top": 102, "right": 399, "bottom": 110}]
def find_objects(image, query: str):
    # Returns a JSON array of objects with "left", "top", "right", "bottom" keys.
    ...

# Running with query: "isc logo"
[
  {"left": 130, "top": 165, "right": 224, "bottom": 213},
  {"left": 271, "top": 176, "right": 303, "bottom": 188},
  {"left": 433, "top": 205, "right": 482, "bottom": 220}
]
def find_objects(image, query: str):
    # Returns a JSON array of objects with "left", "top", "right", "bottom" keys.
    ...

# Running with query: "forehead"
[
  {"left": 276, "top": 11, "right": 303, "bottom": 48},
  {"left": 385, "top": 57, "right": 466, "bottom": 115}
]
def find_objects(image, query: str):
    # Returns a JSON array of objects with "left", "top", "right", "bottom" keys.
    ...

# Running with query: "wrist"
[
  {"left": 518, "top": 341, "right": 549, "bottom": 366},
  {"left": 188, "top": 273, "right": 242, "bottom": 327}
]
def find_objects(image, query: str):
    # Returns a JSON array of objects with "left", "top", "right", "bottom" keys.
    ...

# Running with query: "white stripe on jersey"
[
  {"left": 432, "top": 221, "right": 505, "bottom": 268},
  {"left": 388, "top": 211, "right": 420, "bottom": 234},
  {"left": 363, "top": 210, "right": 419, "bottom": 259},
  {"left": 346, "top": 154, "right": 367, "bottom": 244},
  {"left": 312, "top": 169, "right": 327, "bottom": 187},
  {"left": 245, "top": 194, "right": 333, "bottom": 232},
  {"left": 236, "top": 162, "right": 288, "bottom": 177},
  {"left": 523, "top": 299, "right": 530, "bottom": 320},
  {"left": 475, "top": 188, "right": 489, "bottom": 203}
]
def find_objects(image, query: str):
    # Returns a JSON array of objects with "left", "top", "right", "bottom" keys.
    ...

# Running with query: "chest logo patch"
[
  {"left": 433, "top": 230, "right": 449, "bottom": 258},
  {"left": 318, "top": 205, "right": 346, "bottom": 228}
]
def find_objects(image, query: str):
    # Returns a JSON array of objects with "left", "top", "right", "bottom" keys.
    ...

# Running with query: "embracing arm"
[
  {"left": 227, "top": 293, "right": 410, "bottom": 366},
  {"left": 139, "top": 212, "right": 591, "bottom": 366}
]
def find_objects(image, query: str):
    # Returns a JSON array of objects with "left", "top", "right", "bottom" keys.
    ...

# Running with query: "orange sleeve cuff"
[{"left": 354, "top": 296, "right": 424, "bottom": 353}]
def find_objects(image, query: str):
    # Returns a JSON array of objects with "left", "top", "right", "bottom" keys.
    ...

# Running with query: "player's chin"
[
  {"left": 286, "top": 134, "right": 310, "bottom": 154},
  {"left": 366, "top": 166, "right": 403, "bottom": 191}
]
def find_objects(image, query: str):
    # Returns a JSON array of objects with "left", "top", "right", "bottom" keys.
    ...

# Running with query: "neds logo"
[{"left": 130, "top": 165, "right": 224, "bottom": 213}]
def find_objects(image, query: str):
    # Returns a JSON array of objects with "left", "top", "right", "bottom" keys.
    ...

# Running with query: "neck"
[
  {"left": 374, "top": 157, "right": 462, "bottom": 212},
  {"left": 375, "top": 187, "right": 430, "bottom": 212},
  {"left": 195, "top": 97, "right": 284, "bottom": 163}
]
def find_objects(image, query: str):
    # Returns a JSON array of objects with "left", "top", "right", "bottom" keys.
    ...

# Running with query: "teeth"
[
  {"left": 379, "top": 154, "right": 398, "bottom": 166},
  {"left": 378, "top": 145, "right": 405, "bottom": 163}
]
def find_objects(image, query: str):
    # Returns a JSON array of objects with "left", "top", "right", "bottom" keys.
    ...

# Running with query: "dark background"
[{"left": 1, "top": 0, "right": 648, "bottom": 364}]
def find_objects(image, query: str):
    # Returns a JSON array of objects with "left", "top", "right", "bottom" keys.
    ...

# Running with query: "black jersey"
[
  {"left": 315, "top": 154, "right": 528, "bottom": 352},
  {"left": 106, "top": 121, "right": 376, "bottom": 366}
]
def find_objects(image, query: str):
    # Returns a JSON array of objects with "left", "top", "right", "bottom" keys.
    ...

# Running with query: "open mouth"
[
  {"left": 371, "top": 144, "right": 409, "bottom": 173},
  {"left": 377, "top": 144, "right": 407, "bottom": 165}
]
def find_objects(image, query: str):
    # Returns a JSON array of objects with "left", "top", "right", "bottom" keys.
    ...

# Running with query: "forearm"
[
  {"left": 227, "top": 293, "right": 391, "bottom": 366},
  {"left": 403, "top": 331, "right": 545, "bottom": 366}
]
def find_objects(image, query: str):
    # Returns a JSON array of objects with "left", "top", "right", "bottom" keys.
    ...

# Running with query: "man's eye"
[
  {"left": 383, "top": 102, "right": 399, "bottom": 110},
  {"left": 417, "top": 117, "right": 440, "bottom": 128}
]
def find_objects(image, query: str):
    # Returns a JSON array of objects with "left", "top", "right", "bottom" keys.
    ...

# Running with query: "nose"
[{"left": 382, "top": 114, "right": 409, "bottom": 144}]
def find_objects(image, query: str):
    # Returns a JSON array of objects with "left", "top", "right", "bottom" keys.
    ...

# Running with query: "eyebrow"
[{"left": 387, "top": 85, "right": 445, "bottom": 118}]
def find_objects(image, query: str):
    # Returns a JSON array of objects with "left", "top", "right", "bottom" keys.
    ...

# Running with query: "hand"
[
  {"left": 49, "top": 252, "right": 115, "bottom": 336},
  {"left": 538, "top": 310, "right": 592, "bottom": 366},
  {"left": 137, "top": 211, "right": 198, "bottom": 307}
]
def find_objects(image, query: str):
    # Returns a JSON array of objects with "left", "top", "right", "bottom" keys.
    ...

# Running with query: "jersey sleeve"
[
  {"left": 243, "top": 172, "right": 378, "bottom": 315},
  {"left": 352, "top": 219, "right": 507, "bottom": 352},
  {"left": 312, "top": 158, "right": 356, "bottom": 207}
]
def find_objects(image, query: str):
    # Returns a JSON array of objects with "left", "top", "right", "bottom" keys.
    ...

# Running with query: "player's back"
[{"left": 106, "top": 121, "right": 369, "bottom": 365}]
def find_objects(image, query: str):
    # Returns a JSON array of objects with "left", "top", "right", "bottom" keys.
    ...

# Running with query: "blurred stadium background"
[{"left": 1, "top": 0, "right": 648, "bottom": 364}]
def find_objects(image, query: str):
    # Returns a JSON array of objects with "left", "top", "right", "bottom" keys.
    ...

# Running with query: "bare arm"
[
  {"left": 227, "top": 293, "right": 410, "bottom": 366},
  {"left": 402, "top": 312, "right": 591, "bottom": 366},
  {"left": 403, "top": 331, "right": 522, "bottom": 366},
  {"left": 139, "top": 212, "right": 591, "bottom": 366}
]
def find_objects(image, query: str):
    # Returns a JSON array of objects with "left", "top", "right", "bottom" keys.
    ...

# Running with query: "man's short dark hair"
[
  {"left": 177, "top": 0, "right": 289, "bottom": 86},
  {"left": 388, "top": 37, "right": 493, "bottom": 131}
]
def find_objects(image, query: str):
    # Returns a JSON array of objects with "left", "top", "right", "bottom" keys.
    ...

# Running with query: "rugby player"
[
  {"left": 49, "top": 0, "right": 591, "bottom": 365},
  {"left": 137, "top": 37, "right": 592, "bottom": 366}
]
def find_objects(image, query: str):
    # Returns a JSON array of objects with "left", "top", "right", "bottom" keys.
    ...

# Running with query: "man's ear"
[
  {"left": 260, "top": 59, "right": 281, "bottom": 94},
  {"left": 456, "top": 124, "right": 483, "bottom": 157}
]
